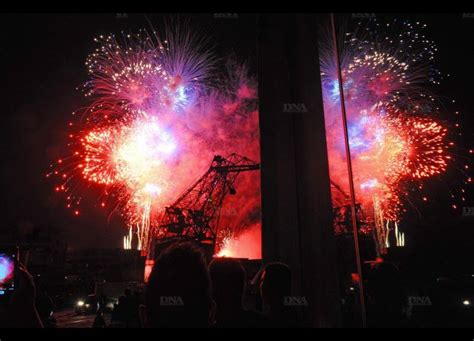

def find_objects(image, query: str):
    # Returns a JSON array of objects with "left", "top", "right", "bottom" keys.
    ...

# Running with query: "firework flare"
[
  {"left": 0, "top": 254, "right": 14, "bottom": 285},
  {"left": 320, "top": 18, "right": 468, "bottom": 250},
  {"left": 48, "top": 27, "right": 260, "bottom": 256}
]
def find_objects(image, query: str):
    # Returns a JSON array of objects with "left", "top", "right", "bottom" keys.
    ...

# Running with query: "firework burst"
[
  {"left": 320, "top": 18, "right": 467, "bottom": 251},
  {"left": 48, "top": 26, "right": 260, "bottom": 255}
]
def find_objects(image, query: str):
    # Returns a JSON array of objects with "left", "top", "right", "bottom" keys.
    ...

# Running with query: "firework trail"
[
  {"left": 48, "top": 27, "right": 260, "bottom": 257},
  {"left": 320, "top": 18, "right": 468, "bottom": 250}
]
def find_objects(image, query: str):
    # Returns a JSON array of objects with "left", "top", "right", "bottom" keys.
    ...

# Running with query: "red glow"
[
  {"left": 216, "top": 225, "right": 261, "bottom": 259},
  {"left": 144, "top": 259, "right": 154, "bottom": 283},
  {"left": 50, "top": 30, "right": 262, "bottom": 257}
]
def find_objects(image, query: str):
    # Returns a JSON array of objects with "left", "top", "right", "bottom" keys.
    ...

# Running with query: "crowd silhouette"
[{"left": 0, "top": 241, "right": 417, "bottom": 328}]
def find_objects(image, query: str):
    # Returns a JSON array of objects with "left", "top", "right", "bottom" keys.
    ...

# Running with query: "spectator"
[
  {"left": 97, "top": 293, "right": 107, "bottom": 313},
  {"left": 142, "top": 242, "right": 215, "bottom": 328},
  {"left": 209, "top": 258, "right": 266, "bottom": 328},
  {"left": 0, "top": 265, "right": 43, "bottom": 328},
  {"left": 110, "top": 295, "right": 128, "bottom": 327},
  {"left": 93, "top": 308, "right": 107, "bottom": 328},
  {"left": 365, "top": 261, "right": 408, "bottom": 327},
  {"left": 123, "top": 289, "right": 141, "bottom": 328},
  {"left": 36, "top": 291, "right": 56, "bottom": 328},
  {"left": 260, "top": 262, "right": 299, "bottom": 328}
]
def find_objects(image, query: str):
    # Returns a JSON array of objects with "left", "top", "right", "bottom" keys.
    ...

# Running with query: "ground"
[{"left": 54, "top": 309, "right": 112, "bottom": 328}]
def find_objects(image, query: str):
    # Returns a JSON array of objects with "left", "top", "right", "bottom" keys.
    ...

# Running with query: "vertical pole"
[
  {"left": 259, "top": 13, "right": 341, "bottom": 326},
  {"left": 330, "top": 13, "right": 367, "bottom": 328}
]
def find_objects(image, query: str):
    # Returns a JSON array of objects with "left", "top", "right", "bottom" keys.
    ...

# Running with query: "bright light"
[
  {"left": 0, "top": 256, "right": 14, "bottom": 282},
  {"left": 463, "top": 300, "right": 470, "bottom": 306},
  {"left": 144, "top": 259, "right": 155, "bottom": 283},
  {"left": 77, "top": 300, "right": 85, "bottom": 307},
  {"left": 360, "top": 178, "right": 379, "bottom": 190},
  {"left": 51, "top": 30, "right": 261, "bottom": 259},
  {"left": 143, "top": 183, "right": 162, "bottom": 196}
]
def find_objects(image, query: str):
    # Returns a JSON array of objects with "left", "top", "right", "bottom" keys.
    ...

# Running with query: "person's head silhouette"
[
  {"left": 209, "top": 258, "right": 245, "bottom": 311},
  {"left": 260, "top": 262, "right": 292, "bottom": 310},
  {"left": 144, "top": 242, "right": 214, "bottom": 328}
]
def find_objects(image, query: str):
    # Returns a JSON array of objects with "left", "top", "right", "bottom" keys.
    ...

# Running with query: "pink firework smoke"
[
  {"left": 320, "top": 18, "right": 468, "bottom": 251},
  {"left": 48, "top": 27, "right": 261, "bottom": 257}
]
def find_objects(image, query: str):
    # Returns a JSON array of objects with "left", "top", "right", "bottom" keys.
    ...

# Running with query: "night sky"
[
  {"left": 0, "top": 13, "right": 473, "bottom": 257},
  {"left": 0, "top": 13, "right": 258, "bottom": 249}
]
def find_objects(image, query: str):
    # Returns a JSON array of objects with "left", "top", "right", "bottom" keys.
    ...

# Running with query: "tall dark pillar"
[{"left": 258, "top": 13, "right": 341, "bottom": 327}]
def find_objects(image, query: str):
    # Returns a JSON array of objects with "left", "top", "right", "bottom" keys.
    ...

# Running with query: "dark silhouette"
[
  {"left": 98, "top": 293, "right": 107, "bottom": 312},
  {"left": 365, "top": 261, "right": 408, "bottom": 328},
  {"left": 127, "top": 290, "right": 141, "bottom": 328},
  {"left": 260, "top": 262, "right": 299, "bottom": 328},
  {"left": 144, "top": 242, "right": 214, "bottom": 328},
  {"left": 93, "top": 308, "right": 107, "bottom": 328},
  {"left": 0, "top": 265, "right": 43, "bottom": 328},
  {"left": 209, "top": 258, "right": 266, "bottom": 328},
  {"left": 110, "top": 295, "right": 128, "bottom": 327},
  {"left": 36, "top": 291, "right": 56, "bottom": 328}
]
